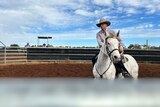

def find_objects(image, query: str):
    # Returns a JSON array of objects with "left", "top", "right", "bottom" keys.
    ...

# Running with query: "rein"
[
  {"left": 109, "top": 49, "right": 119, "bottom": 57},
  {"left": 96, "top": 60, "right": 112, "bottom": 78},
  {"left": 106, "top": 45, "right": 119, "bottom": 57},
  {"left": 96, "top": 45, "right": 118, "bottom": 79}
]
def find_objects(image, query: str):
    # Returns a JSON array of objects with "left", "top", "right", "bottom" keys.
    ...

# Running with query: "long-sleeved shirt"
[{"left": 96, "top": 28, "right": 124, "bottom": 48}]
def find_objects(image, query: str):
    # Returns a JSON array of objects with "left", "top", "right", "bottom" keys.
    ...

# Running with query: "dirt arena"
[{"left": 0, "top": 61, "right": 159, "bottom": 78}]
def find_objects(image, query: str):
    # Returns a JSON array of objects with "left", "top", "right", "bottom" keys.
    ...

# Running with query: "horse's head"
[{"left": 103, "top": 31, "right": 121, "bottom": 62}]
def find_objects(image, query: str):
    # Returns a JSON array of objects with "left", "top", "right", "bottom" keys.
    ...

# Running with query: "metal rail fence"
[
  {"left": 27, "top": 48, "right": 97, "bottom": 61},
  {"left": 0, "top": 47, "right": 160, "bottom": 63},
  {"left": 0, "top": 47, "right": 27, "bottom": 63},
  {"left": 27, "top": 48, "right": 160, "bottom": 63}
]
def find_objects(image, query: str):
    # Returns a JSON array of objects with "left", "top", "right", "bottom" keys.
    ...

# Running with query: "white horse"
[{"left": 93, "top": 32, "right": 139, "bottom": 80}]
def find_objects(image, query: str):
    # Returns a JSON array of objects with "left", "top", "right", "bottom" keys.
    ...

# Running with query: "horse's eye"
[{"left": 107, "top": 42, "right": 110, "bottom": 45}]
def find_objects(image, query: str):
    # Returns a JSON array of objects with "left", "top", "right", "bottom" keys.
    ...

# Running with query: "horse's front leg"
[{"left": 105, "top": 65, "right": 116, "bottom": 80}]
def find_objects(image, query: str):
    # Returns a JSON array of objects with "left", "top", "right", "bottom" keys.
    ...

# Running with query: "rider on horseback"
[{"left": 92, "top": 18, "right": 131, "bottom": 78}]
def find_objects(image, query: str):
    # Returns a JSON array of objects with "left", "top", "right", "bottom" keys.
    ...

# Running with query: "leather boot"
[{"left": 115, "top": 61, "right": 131, "bottom": 78}]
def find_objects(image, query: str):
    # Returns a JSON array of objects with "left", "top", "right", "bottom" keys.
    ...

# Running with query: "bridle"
[
  {"left": 96, "top": 38, "right": 119, "bottom": 78},
  {"left": 106, "top": 37, "right": 120, "bottom": 58},
  {"left": 106, "top": 45, "right": 119, "bottom": 58}
]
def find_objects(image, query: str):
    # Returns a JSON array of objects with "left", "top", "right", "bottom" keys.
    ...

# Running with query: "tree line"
[
  {"left": 127, "top": 44, "right": 160, "bottom": 49},
  {"left": 9, "top": 43, "right": 160, "bottom": 49}
]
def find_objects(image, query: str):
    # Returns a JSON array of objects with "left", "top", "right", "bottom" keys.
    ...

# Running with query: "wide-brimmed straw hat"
[{"left": 96, "top": 18, "right": 111, "bottom": 27}]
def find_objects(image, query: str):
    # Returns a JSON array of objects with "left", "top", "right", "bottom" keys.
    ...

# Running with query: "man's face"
[{"left": 100, "top": 23, "right": 107, "bottom": 30}]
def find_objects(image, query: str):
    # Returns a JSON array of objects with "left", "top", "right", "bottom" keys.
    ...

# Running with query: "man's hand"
[{"left": 119, "top": 45, "right": 124, "bottom": 53}]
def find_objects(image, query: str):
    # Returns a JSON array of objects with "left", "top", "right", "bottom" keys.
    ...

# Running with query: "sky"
[{"left": 0, "top": 0, "right": 160, "bottom": 47}]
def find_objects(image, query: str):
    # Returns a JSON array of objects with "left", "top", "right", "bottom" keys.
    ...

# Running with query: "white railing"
[{"left": 0, "top": 47, "right": 27, "bottom": 64}]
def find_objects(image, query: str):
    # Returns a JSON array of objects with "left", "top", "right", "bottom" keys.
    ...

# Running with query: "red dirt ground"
[{"left": 0, "top": 62, "right": 159, "bottom": 78}]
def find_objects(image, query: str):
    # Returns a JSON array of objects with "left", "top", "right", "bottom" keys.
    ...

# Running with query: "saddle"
[{"left": 121, "top": 55, "right": 129, "bottom": 63}]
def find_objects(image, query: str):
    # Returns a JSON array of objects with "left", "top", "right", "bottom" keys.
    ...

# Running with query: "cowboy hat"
[{"left": 96, "top": 18, "right": 111, "bottom": 27}]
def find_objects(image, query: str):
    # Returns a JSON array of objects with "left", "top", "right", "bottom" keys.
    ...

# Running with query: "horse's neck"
[{"left": 96, "top": 49, "right": 110, "bottom": 69}]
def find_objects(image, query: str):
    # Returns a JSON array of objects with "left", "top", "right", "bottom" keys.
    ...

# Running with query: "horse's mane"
[{"left": 106, "top": 33, "right": 120, "bottom": 41}]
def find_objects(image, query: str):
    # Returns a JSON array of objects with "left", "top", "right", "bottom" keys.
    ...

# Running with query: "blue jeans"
[{"left": 92, "top": 53, "right": 98, "bottom": 66}]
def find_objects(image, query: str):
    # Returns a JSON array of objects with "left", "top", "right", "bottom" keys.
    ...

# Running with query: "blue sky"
[{"left": 0, "top": 0, "right": 160, "bottom": 47}]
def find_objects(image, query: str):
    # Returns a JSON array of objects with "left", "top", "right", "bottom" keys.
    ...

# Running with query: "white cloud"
[
  {"left": 92, "top": 0, "right": 112, "bottom": 6},
  {"left": 0, "top": 32, "right": 37, "bottom": 46},
  {"left": 0, "top": 0, "right": 88, "bottom": 46},
  {"left": 145, "top": 4, "right": 160, "bottom": 14},
  {"left": 103, "top": 15, "right": 118, "bottom": 19},
  {"left": 0, "top": 27, "right": 98, "bottom": 47},
  {"left": 51, "top": 29, "right": 98, "bottom": 41},
  {"left": 94, "top": 9, "right": 110, "bottom": 17},
  {"left": 0, "top": 9, "right": 37, "bottom": 33},
  {"left": 115, "top": 0, "right": 160, "bottom": 15},
  {"left": 0, "top": 0, "right": 88, "bottom": 34},
  {"left": 125, "top": 8, "right": 137, "bottom": 14},
  {"left": 145, "top": 24, "right": 153, "bottom": 28},
  {"left": 116, "top": 0, "right": 143, "bottom": 7},
  {"left": 118, "top": 26, "right": 160, "bottom": 39},
  {"left": 92, "top": 0, "right": 160, "bottom": 15},
  {"left": 135, "top": 24, "right": 154, "bottom": 29},
  {"left": 0, "top": 0, "right": 159, "bottom": 47},
  {"left": 33, "top": 6, "right": 72, "bottom": 26},
  {"left": 75, "top": 9, "right": 93, "bottom": 17}
]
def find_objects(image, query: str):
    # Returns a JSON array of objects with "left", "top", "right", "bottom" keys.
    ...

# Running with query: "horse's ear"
[{"left": 117, "top": 30, "right": 120, "bottom": 37}]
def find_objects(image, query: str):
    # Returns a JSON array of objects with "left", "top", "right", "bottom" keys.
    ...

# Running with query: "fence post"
[
  {"left": 4, "top": 46, "right": 6, "bottom": 64},
  {"left": 0, "top": 41, "right": 6, "bottom": 64}
]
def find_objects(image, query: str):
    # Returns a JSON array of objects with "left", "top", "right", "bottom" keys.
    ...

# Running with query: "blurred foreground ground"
[
  {"left": 0, "top": 62, "right": 160, "bottom": 107},
  {"left": 0, "top": 78, "right": 160, "bottom": 107}
]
